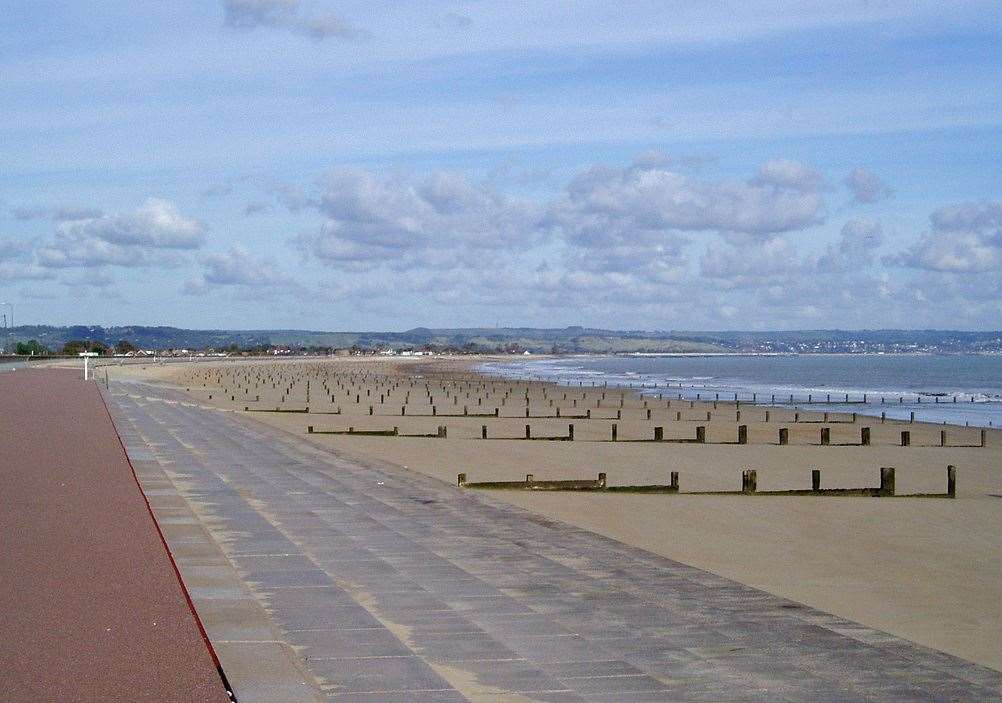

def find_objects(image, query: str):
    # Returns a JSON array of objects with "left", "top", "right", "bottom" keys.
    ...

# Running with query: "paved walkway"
[
  {"left": 107, "top": 380, "right": 1002, "bottom": 702},
  {"left": 0, "top": 370, "right": 229, "bottom": 703}
]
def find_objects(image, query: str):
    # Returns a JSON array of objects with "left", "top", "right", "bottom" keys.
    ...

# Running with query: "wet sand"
[{"left": 112, "top": 356, "right": 1002, "bottom": 671}]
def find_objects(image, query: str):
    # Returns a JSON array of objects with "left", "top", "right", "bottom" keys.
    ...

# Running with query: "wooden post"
[
  {"left": 981, "top": 429, "right": 987, "bottom": 448},
  {"left": 568, "top": 424, "right": 574, "bottom": 441},
  {"left": 737, "top": 425, "right": 747, "bottom": 444},
  {"left": 947, "top": 465, "right": 956, "bottom": 498},
  {"left": 820, "top": 427, "right": 830, "bottom": 446},
  {"left": 654, "top": 426, "right": 663, "bottom": 441},
  {"left": 742, "top": 469, "right": 757, "bottom": 494},
  {"left": 879, "top": 467, "right": 895, "bottom": 496},
  {"left": 481, "top": 425, "right": 487, "bottom": 439},
  {"left": 646, "top": 408, "right": 652, "bottom": 420},
  {"left": 597, "top": 472, "right": 607, "bottom": 488},
  {"left": 696, "top": 425, "right": 706, "bottom": 443},
  {"left": 900, "top": 431, "right": 911, "bottom": 446},
  {"left": 778, "top": 428, "right": 789, "bottom": 445},
  {"left": 670, "top": 471, "right": 679, "bottom": 490},
  {"left": 765, "top": 410, "right": 770, "bottom": 422},
  {"left": 861, "top": 427, "right": 870, "bottom": 446},
  {"left": 812, "top": 469, "right": 820, "bottom": 492},
  {"left": 525, "top": 424, "right": 531, "bottom": 439},
  {"left": 611, "top": 424, "right": 618, "bottom": 442},
  {"left": 910, "top": 411, "right": 915, "bottom": 423},
  {"left": 457, "top": 473, "right": 466, "bottom": 486},
  {"left": 940, "top": 430, "right": 947, "bottom": 447},
  {"left": 308, "top": 425, "right": 313, "bottom": 433}
]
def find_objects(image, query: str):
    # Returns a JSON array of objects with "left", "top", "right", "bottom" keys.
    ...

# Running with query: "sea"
[{"left": 477, "top": 354, "right": 1002, "bottom": 428}]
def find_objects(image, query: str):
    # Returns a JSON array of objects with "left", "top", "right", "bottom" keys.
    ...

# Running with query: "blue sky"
[{"left": 2, "top": 1, "right": 1001, "bottom": 331}]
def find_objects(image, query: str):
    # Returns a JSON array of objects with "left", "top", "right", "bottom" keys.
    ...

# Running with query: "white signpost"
[{"left": 79, "top": 351, "right": 99, "bottom": 380}]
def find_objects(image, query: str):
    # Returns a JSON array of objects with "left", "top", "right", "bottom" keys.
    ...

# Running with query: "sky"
[{"left": 2, "top": 1, "right": 1002, "bottom": 332}]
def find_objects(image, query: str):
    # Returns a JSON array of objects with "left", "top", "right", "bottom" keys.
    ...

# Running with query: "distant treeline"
[{"left": 1, "top": 325, "right": 1000, "bottom": 355}]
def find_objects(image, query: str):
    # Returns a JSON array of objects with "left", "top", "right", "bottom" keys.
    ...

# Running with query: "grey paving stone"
[{"left": 107, "top": 381, "right": 1002, "bottom": 703}]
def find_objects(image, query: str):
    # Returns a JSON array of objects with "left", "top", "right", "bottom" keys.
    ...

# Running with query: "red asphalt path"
[{"left": 0, "top": 369, "right": 230, "bottom": 703}]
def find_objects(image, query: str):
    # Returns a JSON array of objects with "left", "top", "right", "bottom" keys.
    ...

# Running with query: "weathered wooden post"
[
  {"left": 308, "top": 425, "right": 314, "bottom": 433},
  {"left": 910, "top": 411, "right": 915, "bottom": 423},
  {"left": 900, "top": 431, "right": 911, "bottom": 446},
  {"left": 611, "top": 424, "right": 618, "bottom": 442},
  {"left": 432, "top": 405, "right": 437, "bottom": 416},
  {"left": 646, "top": 408, "right": 652, "bottom": 420},
  {"left": 981, "top": 429, "right": 987, "bottom": 448},
  {"left": 861, "top": 427, "right": 870, "bottom": 446},
  {"left": 947, "top": 465, "right": 956, "bottom": 498},
  {"left": 481, "top": 425, "right": 488, "bottom": 439},
  {"left": 675, "top": 411, "right": 682, "bottom": 421},
  {"left": 437, "top": 426, "right": 446, "bottom": 438},
  {"left": 568, "top": 424, "right": 574, "bottom": 441},
  {"left": 654, "top": 426, "right": 663, "bottom": 441},
  {"left": 940, "top": 430, "right": 947, "bottom": 447},
  {"left": 881, "top": 411, "right": 886, "bottom": 423},
  {"left": 670, "top": 471, "right": 679, "bottom": 490},
  {"left": 741, "top": 469, "right": 757, "bottom": 494},
  {"left": 764, "top": 410, "right": 770, "bottom": 422},
  {"left": 820, "top": 427, "right": 830, "bottom": 446},
  {"left": 779, "top": 428, "right": 789, "bottom": 445},
  {"left": 737, "top": 425, "right": 748, "bottom": 444},
  {"left": 457, "top": 473, "right": 466, "bottom": 486},
  {"left": 369, "top": 405, "right": 373, "bottom": 415},
  {"left": 696, "top": 425, "right": 706, "bottom": 443},
  {"left": 525, "top": 424, "right": 531, "bottom": 439},
  {"left": 597, "top": 472, "right": 607, "bottom": 488},
  {"left": 812, "top": 469, "right": 821, "bottom": 492},
  {"left": 879, "top": 467, "right": 895, "bottom": 496}
]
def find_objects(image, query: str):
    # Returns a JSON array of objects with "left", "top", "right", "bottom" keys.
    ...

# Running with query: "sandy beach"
[{"left": 109, "top": 355, "right": 1002, "bottom": 672}]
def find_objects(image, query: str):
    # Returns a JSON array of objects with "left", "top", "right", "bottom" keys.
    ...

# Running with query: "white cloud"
[
  {"left": 223, "top": 0, "right": 356, "bottom": 40},
  {"left": 186, "top": 246, "right": 296, "bottom": 294},
  {"left": 753, "top": 159, "right": 826, "bottom": 192},
  {"left": 11, "top": 205, "right": 103, "bottom": 222},
  {"left": 550, "top": 159, "right": 826, "bottom": 251},
  {"left": 816, "top": 219, "right": 883, "bottom": 271},
  {"left": 845, "top": 167, "right": 893, "bottom": 204},
  {"left": 37, "top": 199, "right": 204, "bottom": 268},
  {"left": 298, "top": 169, "right": 543, "bottom": 270},
  {"left": 0, "top": 262, "right": 55, "bottom": 282},
  {"left": 894, "top": 200, "right": 1002, "bottom": 272}
]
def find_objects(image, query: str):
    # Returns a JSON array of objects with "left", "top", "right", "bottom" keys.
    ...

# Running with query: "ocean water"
[{"left": 478, "top": 354, "right": 1002, "bottom": 427}]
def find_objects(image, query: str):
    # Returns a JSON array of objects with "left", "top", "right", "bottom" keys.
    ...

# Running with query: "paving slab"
[{"left": 107, "top": 379, "right": 1002, "bottom": 702}]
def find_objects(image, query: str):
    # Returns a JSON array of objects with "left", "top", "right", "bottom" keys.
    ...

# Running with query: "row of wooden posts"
[
  {"left": 307, "top": 422, "right": 987, "bottom": 448},
  {"left": 457, "top": 466, "right": 958, "bottom": 498}
]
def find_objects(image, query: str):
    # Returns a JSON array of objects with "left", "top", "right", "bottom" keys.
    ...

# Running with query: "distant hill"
[{"left": 1, "top": 325, "right": 1000, "bottom": 354}]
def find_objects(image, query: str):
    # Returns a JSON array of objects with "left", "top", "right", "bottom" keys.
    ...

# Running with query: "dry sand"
[{"left": 107, "top": 355, "right": 1002, "bottom": 671}]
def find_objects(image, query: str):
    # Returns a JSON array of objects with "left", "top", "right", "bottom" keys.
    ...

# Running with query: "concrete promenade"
[
  {"left": 0, "top": 369, "right": 229, "bottom": 703},
  {"left": 107, "top": 379, "right": 1002, "bottom": 702}
]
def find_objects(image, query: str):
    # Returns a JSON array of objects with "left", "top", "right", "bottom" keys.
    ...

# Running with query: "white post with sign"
[{"left": 79, "top": 351, "right": 99, "bottom": 380}]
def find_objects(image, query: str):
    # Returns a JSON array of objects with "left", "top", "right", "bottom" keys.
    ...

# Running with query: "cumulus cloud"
[
  {"left": 816, "top": 219, "right": 883, "bottom": 271},
  {"left": 10, "top": 205, "right": 103, "bottom": 222},
  {"left": 700, "top": 237, "right": 804, "bottom": 288},
  {"left": 223, "top": 0, "right": 356, "bottom": 40},
  {"left": 753, "top": 158, "right": 826, "bottom": 192},
  {"left": 0, "top": 262, "right": 55, "bottom": 282},
  {"left": 893, "top": 200, "right": 1002, "bottom": 272},
  {"left": 185, "top": 246, "right": 296, "bottom": 295},
  {"left": 37, "top": 199, "right": 204, "bottom": 268},
  {"left": 298, "top": 169, "right": 543, "bottom": 270},
  {"left": 550, "top": 159, "right": 826, "bottom": 252},
  {"left": 845, "top": 167, "right": 893, "bottom": 204}
]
